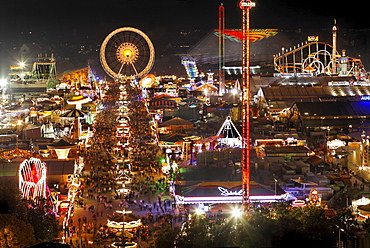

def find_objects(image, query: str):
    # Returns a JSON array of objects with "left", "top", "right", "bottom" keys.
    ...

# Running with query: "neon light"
[
  {"left": 240, "top": 1, "right": 255, "bottom": 7},
  {"left": 292, "top": 200, "right": 306, "bottom": 207},
  {"left": 175, "top": 193, "right": 289, "bottom": 204},
  {"left": 107, "top": 219, "right": 142, "bottom": 229},
  {"left": 218, "top": 187, "right": 243, "bottom": 196},
  {"left": 214, "top": 29, "right": 278, "bottom": 43},
  {"left": 181, "top": 57, "right": 199, "bottom": 78},
  {"left": 361, "top": 96, "right": 370, "bottom": 101}
]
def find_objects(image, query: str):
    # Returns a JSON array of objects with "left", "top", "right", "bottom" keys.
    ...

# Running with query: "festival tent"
[
  {"left": 192, "top": 83, "right": 218, "bottom": 93},
  {"left": 182, "top": 97, "right": 204, "bottom": 103},
  {"left": 47, "top": 137, "right": 78, "bottom": 159},
  {"left": 160, "top": 132, "right": 187, "bottom": 142},
  {"left": 149, "top": 98, "right": 177, "bottom": 109},
  {"left": 159, "top": 117, "right": 193, "bottom": 127},
  {"left": 158, "top": 117, "right": 193, "bottom": 133}
]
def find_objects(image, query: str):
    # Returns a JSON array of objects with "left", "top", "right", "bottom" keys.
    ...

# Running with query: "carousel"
[
  {"left": 357, "top": 203, "right": 370, "bottom": 218},
  {"left": 107, "top": 212, "right": 142, "bottom": 229},
  {"left": 104, "top": 211, "right": 143, "bottom": 241},
  {"left": 353, "top": 196, "right": 370, "bottom": 218}
]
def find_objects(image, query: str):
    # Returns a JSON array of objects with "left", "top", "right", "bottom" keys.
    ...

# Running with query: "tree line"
[
  {"left": 153, "top": 202, "right": 370, "bottom": 248},
  {"left": 0, "top": 181, "right": 59, "bottom": 247}
]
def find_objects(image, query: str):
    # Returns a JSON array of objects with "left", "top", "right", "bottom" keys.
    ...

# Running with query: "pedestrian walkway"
[
  {"left": 59, "top": 167, "right": 180, "bottom": 248},
  {"left": 57, "top": 80, "right": 180, "bottom": 247}
]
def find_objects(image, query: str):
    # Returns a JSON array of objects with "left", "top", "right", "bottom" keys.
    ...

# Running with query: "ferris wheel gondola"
[{"left": 100, "top": 27, "right": 155, "bottom": 79}]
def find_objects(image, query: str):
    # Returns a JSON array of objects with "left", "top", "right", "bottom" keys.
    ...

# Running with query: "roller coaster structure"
[{"left": 274, "top": 41, "right": 366, "bottom": 80}]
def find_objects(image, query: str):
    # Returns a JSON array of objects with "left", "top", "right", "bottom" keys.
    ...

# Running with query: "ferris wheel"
[{"left": 100, "top": 27, "right": 155, "bottom": 79}]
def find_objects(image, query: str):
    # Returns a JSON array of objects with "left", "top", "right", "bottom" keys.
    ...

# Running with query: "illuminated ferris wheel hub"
[{"left": 117, "top": 42, "right": 139, "bottom": 64}]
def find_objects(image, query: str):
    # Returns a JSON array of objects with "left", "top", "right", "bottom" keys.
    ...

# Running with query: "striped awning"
[{"left": 60, "top": 109, "right": 86, "bottom": 118}]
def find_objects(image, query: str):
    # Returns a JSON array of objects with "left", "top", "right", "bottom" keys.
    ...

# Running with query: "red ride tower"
[
  {"left": 218, "top": 3, "right": 225, "bottom": 94},
  {"left": 239, "top": 0, "right": 255, "bottom": 210}
]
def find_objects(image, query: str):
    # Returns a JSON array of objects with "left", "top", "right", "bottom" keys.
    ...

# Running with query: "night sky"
[
  {"left": 1, "top": 0, "right": 367, "bottom": 34},
  {"left": 0, "top": 0, "right": 369, "bottom": 75}
]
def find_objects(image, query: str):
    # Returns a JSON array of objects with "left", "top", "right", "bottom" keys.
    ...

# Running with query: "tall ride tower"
[
  {"left": 240, "top": 0, "right": 255, "bottom": 210},
  {"left": 332, "top": 20, "right": 337, "bottom": 74},
  {"left": 218, "top": 3, "right": 225, "bottom": 94}
]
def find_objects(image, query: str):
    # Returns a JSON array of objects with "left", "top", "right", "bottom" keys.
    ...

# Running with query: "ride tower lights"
[
  {"left": 332, "top": 20, "right": 337, "bottom": 74},
  {"left": 218, "top": 3, "right": 225, "bottom": 94},
  {"left": 239, "top": 0, "right": 256, "bottom": 210},
  {"left": 240, "top": 0, "right": 255, "bottom": 211}
]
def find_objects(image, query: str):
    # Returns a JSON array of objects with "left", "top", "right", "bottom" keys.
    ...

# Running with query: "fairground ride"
[
  {"left": 182, "top": 57, "right": 199, "bottom": 78},
  {"left": 9, "top": 54, "right": 57, "bottom": 86},
  {"left": 182, "top": 29, "right": 277, "bottom": 79},
  {"left": 19, "top": 157, "right": 47, "bottom": 200},
  {"left": 214, "top": 28, "right": 278, "bottom": 43},
  {"left": 100, "top": 27, "right": 155, "bottom": 80},
  {"left": 274, "top": 41, "right": 366, "bottom": 80}
]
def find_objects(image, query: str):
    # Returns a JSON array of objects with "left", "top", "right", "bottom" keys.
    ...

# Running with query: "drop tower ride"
[{"left": 240, "top": 0, "right": 255, "bottom": 210}]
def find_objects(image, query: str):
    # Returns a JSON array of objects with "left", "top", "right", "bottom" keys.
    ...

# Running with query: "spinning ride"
[
  {"left": 19, "top": 157, "right": 47, "bottom": 200},
  {"left": 100, "top": 27, "right": 155, "bottom": 79},
  {"left": 214, "top": 29, "right": 278, "bottom": 43}
]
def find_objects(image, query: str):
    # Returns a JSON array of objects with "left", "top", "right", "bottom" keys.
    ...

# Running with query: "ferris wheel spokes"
[
  {"left": 117, "top": 62, "right": 125, "bottom": 78},
  {"left": 131, "top": 62, "right": 139, "bottom": 76}
]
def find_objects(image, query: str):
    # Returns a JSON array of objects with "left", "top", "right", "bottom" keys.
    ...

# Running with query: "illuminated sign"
[
  {"left": 240, "top": 1, "right": 256, "bottom": 7},
  {"left": 308, "top": 36, "right": 319, "bottom": 42},
  {"left": 218, "top": 187, "right": 243, "bottom": 196},
  {"left": 361, "top": 96, "right": 370, "bottom": 101}
]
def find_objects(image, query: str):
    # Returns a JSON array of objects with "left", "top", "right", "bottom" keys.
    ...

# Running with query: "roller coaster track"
[
  {"left": 274, "top": 41, "right": 336, "bottom": 61},
  {"left": 274, "top": 41, "right": 366, "bottom": 79}
]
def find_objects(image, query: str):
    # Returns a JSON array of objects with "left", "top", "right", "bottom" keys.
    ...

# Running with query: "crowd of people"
[{"left": 66, "top": 79, "right": 175, "bottom": 247}]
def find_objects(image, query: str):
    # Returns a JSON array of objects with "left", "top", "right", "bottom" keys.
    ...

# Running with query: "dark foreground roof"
[
  {"left": 293, "top": 101, "right": 370, "bottom": 117},
  {"left": 28, "top": 242, "right": 70, "bottom": 247},
  {"left": 262, "top": 86, "right": 370, "bottom": 101}
]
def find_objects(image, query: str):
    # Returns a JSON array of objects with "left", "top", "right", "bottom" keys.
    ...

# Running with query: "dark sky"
[
  {"left": 1, "top": 0, "right": 368, "bottom": 40},
  {"left": 0, "top": 0, "right": 369, "bottom": 75}
]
